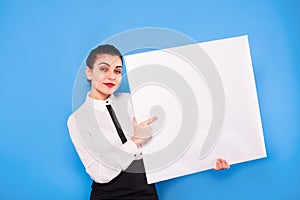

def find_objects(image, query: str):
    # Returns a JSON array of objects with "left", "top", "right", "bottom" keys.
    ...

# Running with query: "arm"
[{"left": 67, "top": 116, "right": 142, "bottom": 183}]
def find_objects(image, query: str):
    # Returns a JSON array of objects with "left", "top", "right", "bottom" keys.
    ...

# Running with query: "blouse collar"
[{"left": 85, "top": 92, "right": 117, "bottom": 111}]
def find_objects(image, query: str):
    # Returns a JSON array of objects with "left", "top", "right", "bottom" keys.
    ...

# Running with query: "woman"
[{"left": 67, "top": 44, "right": 229, "bottom": 200}]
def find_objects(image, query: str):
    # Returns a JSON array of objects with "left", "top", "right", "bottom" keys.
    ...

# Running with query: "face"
[{"left": 86, "top": 54, "right": 123, "bottom": 100}]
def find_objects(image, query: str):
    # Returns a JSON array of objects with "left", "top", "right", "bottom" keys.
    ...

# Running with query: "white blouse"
[{"left": 67, "top": 93, "right": 142, "bottom": 183}]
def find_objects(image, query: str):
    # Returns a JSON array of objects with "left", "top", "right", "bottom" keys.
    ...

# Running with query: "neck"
[{"left": 89, "top": 89, "right": 111, "bottom": 100}]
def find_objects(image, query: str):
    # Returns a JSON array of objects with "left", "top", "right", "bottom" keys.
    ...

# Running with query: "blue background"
[{"left": 1, "top": 0, "right": 299, "bottom": 199}]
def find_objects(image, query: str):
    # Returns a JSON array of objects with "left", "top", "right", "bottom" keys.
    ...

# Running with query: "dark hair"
[{"left": 86, "top": 44, "right": 123, "bottom": 69}]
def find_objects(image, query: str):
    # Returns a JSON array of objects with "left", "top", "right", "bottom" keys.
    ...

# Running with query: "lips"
[{"left": 104, "top": 83, "right": 115, "bottom": 88}]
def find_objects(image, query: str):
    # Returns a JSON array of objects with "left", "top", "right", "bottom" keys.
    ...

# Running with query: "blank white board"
[{"left": 124, "top": 36, "right": 267, "bottom": 183}]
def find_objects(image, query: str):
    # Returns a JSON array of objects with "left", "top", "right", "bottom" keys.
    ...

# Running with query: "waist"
[{"left": 91, "top": 160, "right": 158, "bottom": 199}]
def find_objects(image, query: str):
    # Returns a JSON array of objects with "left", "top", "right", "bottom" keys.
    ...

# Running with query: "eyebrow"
[
  {"left": 97, "top": 62, "right": 110, "bottom": 66},
  {"left": 97, "top": 62, "right": 122, "bottom": 68}
]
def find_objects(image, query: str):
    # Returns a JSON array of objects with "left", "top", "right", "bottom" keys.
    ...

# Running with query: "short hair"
[{"left": 86, "top": 44, "right": 123, "bottom": 69}]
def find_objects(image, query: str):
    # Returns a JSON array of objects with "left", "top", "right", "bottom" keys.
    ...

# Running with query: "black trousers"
[{"left": 90, "top": 160, "right": 158, "bottom": 200}]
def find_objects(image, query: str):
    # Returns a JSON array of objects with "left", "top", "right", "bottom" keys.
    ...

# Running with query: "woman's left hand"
[{"left": 214, "top": 158, "right": 230, "bottom": 170}]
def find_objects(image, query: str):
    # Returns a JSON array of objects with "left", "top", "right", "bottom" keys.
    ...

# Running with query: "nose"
[{"left": 107, "top": 69, "right": 116, "bottom": 80}]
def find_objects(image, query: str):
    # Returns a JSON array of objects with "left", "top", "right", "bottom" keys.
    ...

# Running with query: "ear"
[{"left": 85, "top": 66, "right": 92, "bottom": 80}]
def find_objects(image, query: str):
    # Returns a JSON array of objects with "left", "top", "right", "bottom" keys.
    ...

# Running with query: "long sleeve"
[{"left": 67, "top": 115, "right": 142, "bottom": 183}]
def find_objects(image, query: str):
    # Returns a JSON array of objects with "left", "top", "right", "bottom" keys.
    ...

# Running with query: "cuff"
[{"left": 122, "top": 139, "right": 142, "bottom": 157}]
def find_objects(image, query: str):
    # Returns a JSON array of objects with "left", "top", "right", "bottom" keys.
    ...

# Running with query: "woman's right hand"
[{"left": 131, "top": 116, "right": 158, "bottom": 147}]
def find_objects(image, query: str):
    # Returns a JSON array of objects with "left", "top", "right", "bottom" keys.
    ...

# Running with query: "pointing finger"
[
  {"left": 140, "top": 116, "right": 158, "bottom": 126},
  {"left": 132, "top": 117, "right": 137, "bottom": 126}
]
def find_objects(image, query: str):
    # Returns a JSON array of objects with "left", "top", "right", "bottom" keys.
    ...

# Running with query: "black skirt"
[{"left": 90, "top": 159, "right": 158, "bottom": 200}]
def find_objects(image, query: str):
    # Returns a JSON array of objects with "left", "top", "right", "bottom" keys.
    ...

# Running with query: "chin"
[
  {"left": 105, "top": 89, "right": 117, "bottom": 95},
  {"left": 97, "top": 85, "right": 119, "bottom": 96}
]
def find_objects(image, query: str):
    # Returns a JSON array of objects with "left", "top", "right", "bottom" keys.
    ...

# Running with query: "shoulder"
[{"left": 67, "top": 101, "right": 89, "bottom": 125}]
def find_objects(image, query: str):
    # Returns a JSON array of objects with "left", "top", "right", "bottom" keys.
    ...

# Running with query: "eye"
[
  {"left": 99, "top": 67, "right": 107, "bottom": 72},
  {"left": 115, "top": 69, "right": 122, "bottom": 74}
]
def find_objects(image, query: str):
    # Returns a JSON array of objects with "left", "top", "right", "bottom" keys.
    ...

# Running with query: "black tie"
[{"left": 106, "top": 104, "right": 127, "bottom": 144}]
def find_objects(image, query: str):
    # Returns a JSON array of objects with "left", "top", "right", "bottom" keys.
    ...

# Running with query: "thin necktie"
[{"left": 106, "top": 104, "right": 127, "bottom": 144}]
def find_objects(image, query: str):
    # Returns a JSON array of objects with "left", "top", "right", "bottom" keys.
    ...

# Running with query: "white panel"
[{"left": 124, "top": 36, "right": 266, "bottom": 183}]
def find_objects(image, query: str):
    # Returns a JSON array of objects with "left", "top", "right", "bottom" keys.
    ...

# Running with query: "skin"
[
  {"left": 86, "top": 54, "right": 123, "bottom": 100},
  {"left": 86, "top": 53, "right": 229, "bottom": 170},
  {"left": 215, "top": 158, "right": 230, "bottom": 170}
]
